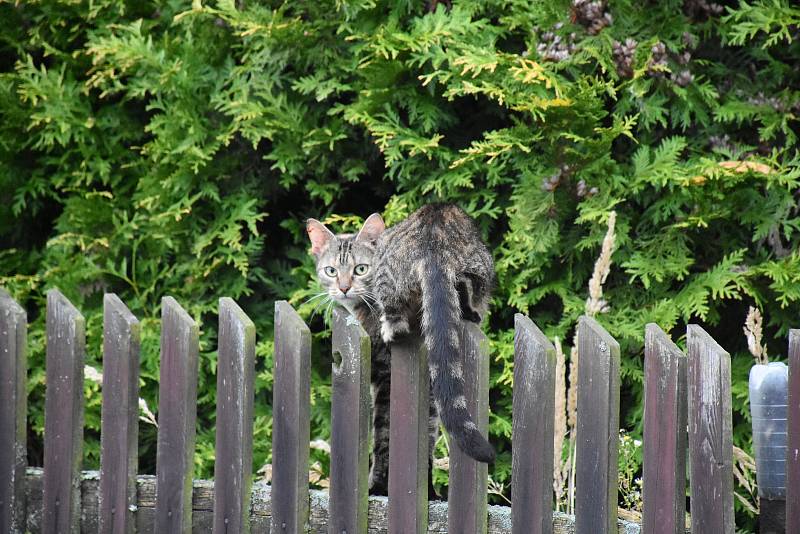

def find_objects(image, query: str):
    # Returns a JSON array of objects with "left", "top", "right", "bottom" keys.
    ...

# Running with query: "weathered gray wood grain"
[
  {"left": 214, "top": 298, "right": 256, "bottom": 534},
  {"left": 271, "top": 301, "right": 311, "bottom": 534},
  {"left": 642, "top": 324, "right": 687, "bottom": 534},
  {"left": 575, "top": 316, "right": 620, "bottom": 534},
  {"left": 0, "top": 289, "right": 27, "bottom": 534},
  {"left": 448, "top": 322, "right": 490, "bottom": 534},
  {"left": 100, "top": 294, "right": 141, "bottom": 534},
  {"left": 22, "top": 469, "right": 645, "bottom": 534},
  {"left": 329, "top": 307, "right": 371, "bottom": 534},
  {"left": 687, "top": 324, "right": 734, "bottom": 534},
  {"left": 43, "top": 289, "right": 86, "bottom": 534},
  {"left": 787, "top": 329, "right": 800, "bottom": 534},
  {"left": 512, "top": 314, "right": 556, "bottom": 534},
  {"left": 388, "top": 335, "right": 429, "bottom": 534},
  {"left": 155, "top": 297, "right": 199, "bottom": 534}
]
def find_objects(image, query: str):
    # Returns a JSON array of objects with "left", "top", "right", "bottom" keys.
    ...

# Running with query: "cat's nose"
[{"left": 339, "top": 284, "right": 351, "bottom": 294}]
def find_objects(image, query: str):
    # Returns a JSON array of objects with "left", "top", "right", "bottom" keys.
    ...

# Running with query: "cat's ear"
[
  {"left": 356, "top": 213, "right": 385, "bottom": 243},
  {"left": 306, "top": 218, "right": 335, "bottom": 256}
]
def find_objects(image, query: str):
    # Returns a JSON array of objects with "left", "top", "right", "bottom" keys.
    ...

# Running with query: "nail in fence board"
[
  {"left": 575, "top": 316, "right": 620, "bottom": 534},
  {"left": 155, "top": 297, "right": 199, "bottom": 534},
  {"left": 99, "top": 294, "right": 141, "bottom": 534},
  {"left": 787, "top": 330, "right": 800, "bottom": 533},
  {"left": 43, "top": 289, "right": 86, "bottom": 534},
  {"left": 388, "top": 336, "right": 429, "bottom": 534},
  {"left": 329, "top": 308, "right": 371, "bottom": 534},
  {"left": 0, "top": 289, "right": 27, "bottom": 534},
  {"left": 271, "top": 300, "right": 311, "bottom": 534},
  {"left": 213, "top": 298, "right": 256, "bottom": 534},
  {"left": 512, "top": 314, "right": 555, "bottom": 534},
  {"left": 687, "top": 324, "right": 734, "bottom": 534},
  {"left": 642, "top": 324, "right": 687, "bottom": 534},
  {"left": 448, "top": 322, "right": 490, "bottom": 534}
]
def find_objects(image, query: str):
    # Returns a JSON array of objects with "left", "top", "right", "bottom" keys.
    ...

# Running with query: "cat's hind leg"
[{"left": 456, "top": 275, "right": 483, "bottom": 324}]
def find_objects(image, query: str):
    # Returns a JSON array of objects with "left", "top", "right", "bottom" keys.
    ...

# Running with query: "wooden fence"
[{"left": 1, "top": 287, "right": 798, "bottom": 533}]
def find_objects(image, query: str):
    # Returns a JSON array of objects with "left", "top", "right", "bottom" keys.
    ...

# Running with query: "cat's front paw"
[{"left": 380, "top": 315, "right": 409, "bottom": 344}]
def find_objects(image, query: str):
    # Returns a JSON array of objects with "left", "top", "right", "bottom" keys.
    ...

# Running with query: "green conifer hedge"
[{"left": 1, "top": 0, "right": 799, "bottom": 528}]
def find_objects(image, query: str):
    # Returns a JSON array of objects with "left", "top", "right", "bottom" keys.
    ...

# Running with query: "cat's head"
[{"left": 306, "top": 213, "right": 385, "bottom": 312}]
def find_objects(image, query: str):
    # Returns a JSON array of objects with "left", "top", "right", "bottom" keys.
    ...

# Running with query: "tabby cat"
[
  {"left": 366, "top": 203, "right": 495, "bottom": 463},
  {"left": 306, "top": 204, "right": 495, "bottom": 491},
  {"left": 306, "top": 216, "right": 438, "bottom": 495}
]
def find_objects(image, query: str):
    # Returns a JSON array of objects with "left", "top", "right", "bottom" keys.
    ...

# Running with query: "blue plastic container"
[{"left": 749, "top": 361, "right": 788, "bottom": 499}]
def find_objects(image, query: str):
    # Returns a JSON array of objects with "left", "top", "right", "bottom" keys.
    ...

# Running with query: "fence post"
[
  {"left": 271, "top": 300, "right": 311, "bottom": 534},
  {"left": 42, "top": 289, "right": 86, "bottom": 534},
  {"left": 787, "top": 330, "right": 800, "bottom": 533},
  {"left": 575, "top": 315, "right": 620, "bottom": 534},
  {"left": 687, "top": 324, "right": 734, "bottom": 534},
  {"left": 329, "top": 307, "right": 371, "bottom": 534},
  {"left": 0, "top": 289, "right": 27, "bottom": 534},
  {"left": 511, "top": 314, "right": 555, "bottom": 534},
  {"left": 213, "top": 298, "right": 256, "bottom": 534},
  {"left": 448, "top": 322, "right": 490, "bottom": 534},
  {"left": 388, "top": 335, "right": 429, "bottom": 534},
  {"left": 99, "top": 294, "right": 141, "bottom": 534},
  {"left": 155, "top": 297, "right": 199, "bottom": 534},
  {"left": 642, "top": 323, "right": 687, "bottom": 534}
]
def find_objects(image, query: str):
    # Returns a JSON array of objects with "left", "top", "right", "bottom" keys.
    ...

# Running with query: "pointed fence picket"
[
  {"left": 642, "top": 324, "right": 686, "bottom": 534},
  {"left": 42, "top": 289, "right": 85, "bottom": 534},
  {"left": 0, "top": 289, "right": 27, "bottom": 534},
  {"left": 99, "top": 294, "right": 140, "bottom": 534},
  {"left": 0, "top": 288, "right": 797, "bottom": 533}
]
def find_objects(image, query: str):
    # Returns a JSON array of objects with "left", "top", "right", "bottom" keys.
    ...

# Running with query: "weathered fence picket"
[
  {"left": 448, "top": 322, "right": 491, "bottom": 534},
  {"left": 388, "top": 335, "right": 429, "bottom": 534},
  {"left": 574, "top": 316, "right": 620, "bottom": 534},
  {"left": 271, "top": 300, "right": 312, "bottom": 534},
  {"left": 42, "top": 289, "right": 86, "bottom": 534},
  {"left": 213, "top": 298, "right": 256, "bottom": 534},
  {"left": 99, "top": 294, "right": 141, "bottom": 534},
  {"left": 328, "top": 307, "right": 371, "bottom": 534},
  {"left": 788, "top": 329, "right": 800, "bottom": 533},
  {"left": 642, "top": 324, "right": 687, "bottom": 534},
  {"left": 154, "top": 297, "right": 199, "bottom": 534},
  {"left": 0, "top": 289, "right": 27, "bottom": 534},
  {"left": 687, "top": 324, "right": 734, "bottom": 534},
  {"left": 511, "top": 314, "right": 556, "bottom": 534}
]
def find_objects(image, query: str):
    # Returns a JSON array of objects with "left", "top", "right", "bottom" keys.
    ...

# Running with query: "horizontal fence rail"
[{"left": 0, "top": 287, "right": 798, "bottom": 533}]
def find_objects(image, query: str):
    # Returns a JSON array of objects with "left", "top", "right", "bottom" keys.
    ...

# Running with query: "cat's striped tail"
[{"left": 419, "top": 255, "right": 495, "bottom": 463}]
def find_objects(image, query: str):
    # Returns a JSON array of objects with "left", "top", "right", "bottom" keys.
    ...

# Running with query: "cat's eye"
[
  {"left": 324, "top": 266, "right": 337, "bottom": 277},
  {"left": 354, "top": 264, "right": 369, "bottom": 276}
]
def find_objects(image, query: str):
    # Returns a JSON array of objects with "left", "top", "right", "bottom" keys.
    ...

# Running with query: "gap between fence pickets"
[{"left": 20, "top": 468, "right": 645, "bottom": 534}]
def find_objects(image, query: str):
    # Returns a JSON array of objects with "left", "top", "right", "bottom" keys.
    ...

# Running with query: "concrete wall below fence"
[{"left": 22, "top": 468, "right": 644, "bottom": 534}]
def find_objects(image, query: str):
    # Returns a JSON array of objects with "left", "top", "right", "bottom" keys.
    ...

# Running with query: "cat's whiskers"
[
  {"left": 310, "top": 294, "right": 333, "bottom": 320},
  {"left": 359, "top": 294, "right": 378, "bottom": 316},
  {"left": 303, "top": 292, "right": 328, "bottom": 305}
]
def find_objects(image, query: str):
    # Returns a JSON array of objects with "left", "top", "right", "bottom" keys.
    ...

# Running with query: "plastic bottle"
[{"left": 749, "top": 361, "right": 788, "bottom": 499}]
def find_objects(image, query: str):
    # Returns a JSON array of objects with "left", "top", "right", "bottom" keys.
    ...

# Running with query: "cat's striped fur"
[
  {"left": 370, "top": 204, "right": 495, "bottom": 463},
  {"left": 305, "top": 218, "right": 438, "bottom": 495},
  {"left": 306, "top": 203, "right": 495, "bottom": 490}
]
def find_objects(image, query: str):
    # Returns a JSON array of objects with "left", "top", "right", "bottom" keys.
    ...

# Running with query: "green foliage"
[{"left": 1, "top": 0, "right": 799, "bottom": 529}]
